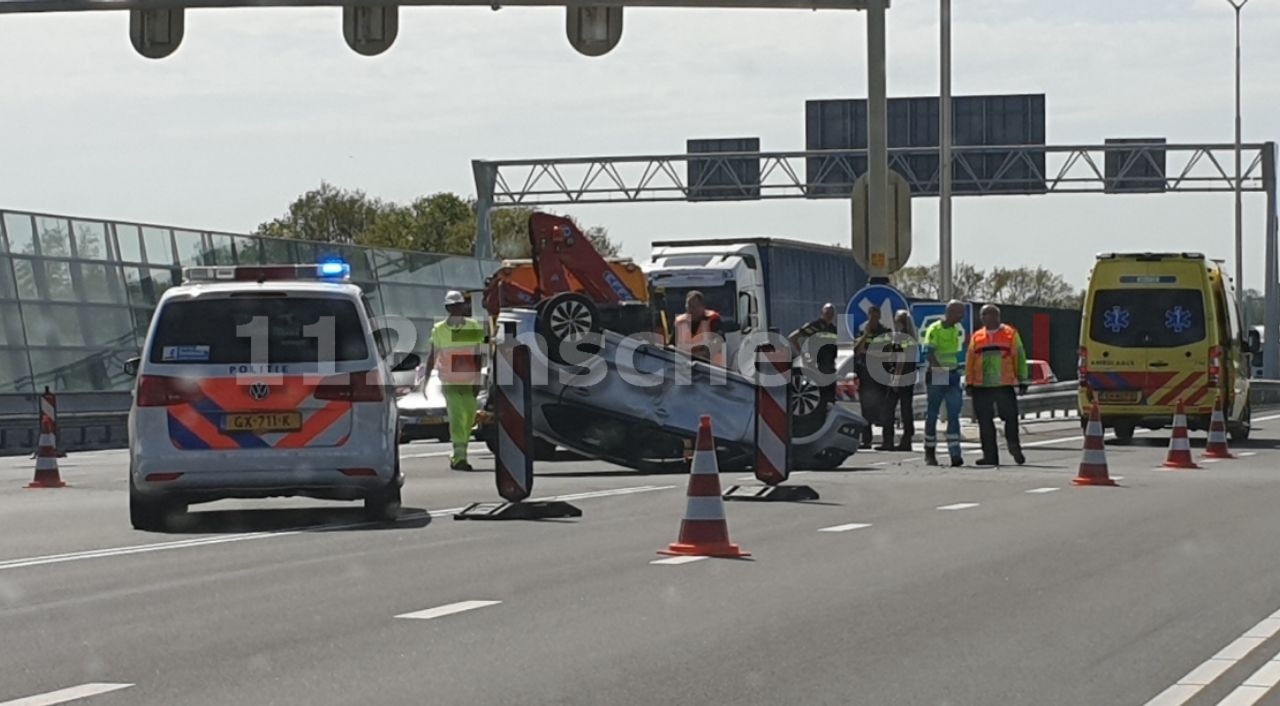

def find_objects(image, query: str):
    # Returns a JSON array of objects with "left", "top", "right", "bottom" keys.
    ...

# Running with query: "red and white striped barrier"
[
  {"left": 1162, "top": 400, "right": 1201, "bottom": 470},
  {"left": 754, "top": 356, "right": 792, "bottom": 486},
  {"left": 494, "top": 341, "right": 534, "bottom": 503},
  {"left": 454, "top": 337, "right": 582, "bottom": 521}
]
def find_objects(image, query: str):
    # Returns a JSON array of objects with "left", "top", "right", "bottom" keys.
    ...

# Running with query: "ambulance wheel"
[
  {"left": 1230, "top": 402, "right": 1251, "bottom": 442},
  {"left": 539, "top": 293, "right": 601, "bottom": 365},
  {"left": 1112, "top": 423, "right": 1135, "bottom": 444},
  {"left": 363, "top": 468, "right": 402, "bottom": 523}
]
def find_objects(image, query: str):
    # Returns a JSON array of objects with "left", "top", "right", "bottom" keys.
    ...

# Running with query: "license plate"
[
  {"left": 1098, "top": 391, "right": 1141, "bottom": 404},
  {"left": 223, "top": 412, "right": 303, "bottom": 434}
]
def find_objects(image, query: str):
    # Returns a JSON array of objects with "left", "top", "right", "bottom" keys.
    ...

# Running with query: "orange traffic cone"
[
  {"left": 1162, "top": 400, "right": 1201, "bottom": 470},
  {"left": 658, "top": 416, "right": 750, "bottom": 559},
  {"left": 27, "top": 417, "right": 67, "bottom": 488},
  {"left": 1203, "top": 398, "right": 1235, "bottom": 460},
  {"left": 1073, "top": 401, "right": 1117, "bottom": 486}
]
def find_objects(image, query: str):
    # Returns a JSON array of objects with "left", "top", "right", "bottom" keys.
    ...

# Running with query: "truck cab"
[{"left": 645, "top": 243, "right": 759, "bottom": 367}]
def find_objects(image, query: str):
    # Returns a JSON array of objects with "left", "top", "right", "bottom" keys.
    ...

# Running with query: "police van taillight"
[
  {"left": 136, "top": 375, "right": 205, "bottom": 407},
  {"left": 315, "top": 372, "right": 385, "bottom": 403}
]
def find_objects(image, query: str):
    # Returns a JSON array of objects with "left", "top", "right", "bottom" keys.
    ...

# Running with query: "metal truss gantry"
[{"left": 472, "top": 141, "right": 1280, "bottom": 378}]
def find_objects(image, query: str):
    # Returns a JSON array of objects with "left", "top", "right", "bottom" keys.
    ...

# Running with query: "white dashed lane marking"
[
  {"left": 1025, "top": 487, "right": 1060, "bottom": 494},
  {"left": 651, "top": 556, "right": 708, "bottom": 566},
  {"left": 937, "top": 503, "right": 979, "bottom": 511},
  {"left": 1142, "top": 608, "right": 1280, "bottom": 706},
  {"left": 0, "top": 683, "right": 134, "bottom": 706},
  {"left": 395, "top": 600, "right": 501, "bottom": 621},
  {"left": 817, "top": 523, "right": 872, "bottom": 533}
]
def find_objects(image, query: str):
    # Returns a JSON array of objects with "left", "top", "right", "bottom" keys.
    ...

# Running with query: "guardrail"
[{"left": 0, "top": 381, "right": 1277, "bottom": 456}]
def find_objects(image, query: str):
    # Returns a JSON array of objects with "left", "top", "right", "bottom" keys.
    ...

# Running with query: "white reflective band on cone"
[
  {"left": 1171, "top": 438, "right": 1191, "bottom": 450},
  {"left": 684, "top": 496, "right": 726, "bottom": 521},
  {"left": 690, "top": 450, "right": 718, "bottom": 475},
  {"left": 35, "top": 457, "right": 58, "bottom": 471},
  {"left": 38, "top": 433, "right": 55, "bottom": 447},
  {"left": 1087, "top": 421, "right": 1102, "bottom": 436},
  {"left": 1082, "top": 449, "right": 1108, "bottom": 465}
]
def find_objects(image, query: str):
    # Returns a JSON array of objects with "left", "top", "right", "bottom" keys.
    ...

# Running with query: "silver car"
[
  {"left": 395, "top": 367, "right": 451, "bottom": 443},
  {"left": 492, "top": 298, "right": 866, "bottom": 472}
]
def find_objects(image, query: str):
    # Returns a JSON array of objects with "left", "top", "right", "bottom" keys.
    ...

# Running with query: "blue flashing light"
[{"left": 319, "top": 260, "right": 350, "bottom": 278}]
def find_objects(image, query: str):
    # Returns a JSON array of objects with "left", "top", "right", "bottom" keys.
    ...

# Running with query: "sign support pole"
[
  {"left": 866, "top": 0, "right": 889, "bottom": 284},
  {"left": 939, "top": 0, "right": 953, "bottom": 300}
]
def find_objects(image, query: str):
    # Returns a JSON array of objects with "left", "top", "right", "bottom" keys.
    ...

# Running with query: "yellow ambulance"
[{"left": 1078, "top": 252, "right": 1254, "bottom": 442}]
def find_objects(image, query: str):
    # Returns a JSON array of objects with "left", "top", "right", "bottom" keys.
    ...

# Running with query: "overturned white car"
[{"left": 480, "top": 295, "right": 866, "bottom": 472}]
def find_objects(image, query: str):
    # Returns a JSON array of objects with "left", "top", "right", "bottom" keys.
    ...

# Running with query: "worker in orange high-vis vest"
[
  {"left": 965, "top": 304, "right": 1030, "bottom": 467},
  {"left": 673, "top": 290, "right": 726, "bottom": 367},
  {"left": 426, "top": 290, "right": 486, "bottom": 471}
]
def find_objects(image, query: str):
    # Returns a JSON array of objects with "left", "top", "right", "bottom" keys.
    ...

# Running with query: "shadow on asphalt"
[{"left": 157, "top": 506, "right": 433, "bottom": 535}]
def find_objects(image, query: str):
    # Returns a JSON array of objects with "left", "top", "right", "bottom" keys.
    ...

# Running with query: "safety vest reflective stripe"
[
  {"left": 968, "top": 325, "right": 1019, "bottom": 386},
  {"left": 675, "top": 311, "right": 726, "bottom": 366}
]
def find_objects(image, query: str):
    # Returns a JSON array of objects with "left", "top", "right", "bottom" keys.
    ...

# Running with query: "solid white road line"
[
  {"left": 0, "top": 683, "right": 134, "bottom": 706},
  {"left": 405, "top": 442, "right": 488, "bottom": 459},
  {"left": 937, "top": 502, "right": 979, "bottom": 511},
  {"left": 395, "top": 600, "right": 501, "bottom": 621},
  {"left": 1143, "top": 609, "right": 1280, "bottom": 706},
  {"left": 817, "top": 523, "right": 872, "bottom": 533},
  {"left": 1025, "top": 487, "right": 1060, "bottom": 494},
  {"left": 0, "top": 485, "right": 677, "bottom": 573},
  {"left": 650, "top": 556, "right": 709, "bottom": 565},
  {"left": 1239, "top": 452, "right": 1257, "bottom": 458}
]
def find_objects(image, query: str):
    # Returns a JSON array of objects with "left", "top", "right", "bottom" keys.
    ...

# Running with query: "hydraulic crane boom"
[{"left": 528, "top": 212, "right": 641, "bottom": 304}]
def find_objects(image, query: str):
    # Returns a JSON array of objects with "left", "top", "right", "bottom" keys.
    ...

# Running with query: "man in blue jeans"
[{"left": 920, "top": 300, "right": 967, "bottom": 467}]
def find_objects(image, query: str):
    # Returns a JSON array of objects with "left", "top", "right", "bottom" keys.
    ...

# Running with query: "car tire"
[
  {"left": 363, "top": 477, "right": 402, "bottom": 523},
  {"left": 538, "top": 292, "right": 602, "bottom": 366},
  {"left": 790, "top": 370, "right": 827, "bottom": 438},
  {"left": 129, "top": 477, "right": 183, "bottom": 531},
  {"left": 1230, "top": 402, "right": 1251, "bottom": 442},
  {"left": 1112, "top": 423, "right": 1135, "bottom": 444}
]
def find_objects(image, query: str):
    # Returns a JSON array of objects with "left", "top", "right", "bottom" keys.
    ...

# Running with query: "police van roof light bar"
[{"left": 182, "top": 263, "right": 352, "bottom": 283}]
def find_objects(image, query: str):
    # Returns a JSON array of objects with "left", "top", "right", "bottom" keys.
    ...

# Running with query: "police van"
[
  {"left": 124, "top": 263, "right": 418, "bottom": 530},
  {"left": 1078, "top": 252, "right": 1254, "bottom": 442}
]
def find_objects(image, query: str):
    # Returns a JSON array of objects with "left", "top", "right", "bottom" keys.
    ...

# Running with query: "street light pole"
[
  {"left": 939, "top": 0, "right": 952, "bottom": 301},
  {"left": 1229, "top": 0, "right": 1248, "bottom": 321}
]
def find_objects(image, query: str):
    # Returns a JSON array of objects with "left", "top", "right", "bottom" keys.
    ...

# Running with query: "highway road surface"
[{"left": 2, "top": 414, "right": 1280, "bottom": 706}]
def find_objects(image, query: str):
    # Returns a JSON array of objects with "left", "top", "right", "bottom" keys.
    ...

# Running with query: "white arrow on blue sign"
[{"left": 845, "top": 284, "right": 911, "bottom": 340}]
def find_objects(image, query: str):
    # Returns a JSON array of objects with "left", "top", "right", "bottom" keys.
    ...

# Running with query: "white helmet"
[{"left": 443, "top": 290, "right": 466, "bottom": 306}]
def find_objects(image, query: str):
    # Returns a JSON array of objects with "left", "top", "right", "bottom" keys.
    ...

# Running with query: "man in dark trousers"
[
  {"left": 854, "top": 305, "right": 893, "bottom": 449},
  {"left": 965, "top": 304, "right": 1030, "bottom": 466},
  {"left": 789, "top": 303, "right": 840, "bottom": 412}
]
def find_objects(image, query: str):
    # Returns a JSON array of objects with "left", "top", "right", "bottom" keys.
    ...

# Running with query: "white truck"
[{"left": 643, "top": 237, "right": 868, "bottom": 369}]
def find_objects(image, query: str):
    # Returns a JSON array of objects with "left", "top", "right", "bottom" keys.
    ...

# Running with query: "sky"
[{"left": 1, "top": 0, "right": 1279, "bottom": 290}]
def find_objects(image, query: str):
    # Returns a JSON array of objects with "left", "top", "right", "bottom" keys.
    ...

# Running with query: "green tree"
[
  {"left": 891, "top": 261, "right": 986, "bottom": 302},
  {"left": 893, "top": 261, "right": 1081, "bottom": 308},
  {"left": 255, "top": 182, "right": 390, "bottom": 246},
  {"left": 256, "top": 183, "right": 622, "bottom": 259}
]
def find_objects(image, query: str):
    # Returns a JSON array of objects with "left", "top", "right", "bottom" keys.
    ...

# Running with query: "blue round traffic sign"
[{"left": 845, "top": 284, "right": 911, "bottom": 339}]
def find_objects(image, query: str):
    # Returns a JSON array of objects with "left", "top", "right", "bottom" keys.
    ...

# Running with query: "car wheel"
[
  {"left": 364, "top": 477, "right": 402, "bottom": 523},
  {"left": 538, "top": 292, "right": 602, "bottom": 365},
  {"left": 435, "top": 432, "right": 451, "bottom": 443},
  {"left": 1230, "top": 402, "right": 1251, "bottom": 442},
  {"left": 789, "top": 370, "right": 827, "bottom": 437},
  {"left": 129, "top": 477, "right": 183, "bottom": 531}
]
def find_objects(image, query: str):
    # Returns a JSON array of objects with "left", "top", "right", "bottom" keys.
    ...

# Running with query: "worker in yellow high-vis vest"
[{"left": 426, "top": 290, "right": 485, "bottom": 471}]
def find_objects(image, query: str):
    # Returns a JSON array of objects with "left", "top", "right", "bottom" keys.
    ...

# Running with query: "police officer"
[
  {"left": 789, "top": 303, "right": 840, "bottom": 411},
  {"left": 921, "top": 300, "right": 967, "bottom": 467},
  {"left": 965, "top": 304, "right": 1030, "bottom": 467},
  {"left": 425, "top": 290, "right": 485, "bottom": 471},
  {"left": 855, "top": 305, "right": 893, "bottom": 449}
]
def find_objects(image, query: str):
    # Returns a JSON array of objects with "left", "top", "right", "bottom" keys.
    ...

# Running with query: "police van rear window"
[
  {"left": 1089, "top": 289, "right": 1206, "bottom": 348},
  {"left": 148, "top": 296, "right": 369, "bottom": 364}
]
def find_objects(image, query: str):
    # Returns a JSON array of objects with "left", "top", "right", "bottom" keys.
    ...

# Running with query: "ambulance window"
[
  {"left": 148, "top": 296, "right": 370, "bottom": 364},
  {"left": 1089, "top": 289, "right": 1206, "bottom": 348}
]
